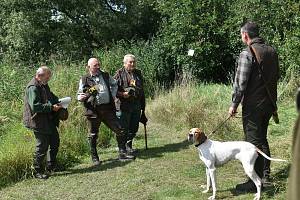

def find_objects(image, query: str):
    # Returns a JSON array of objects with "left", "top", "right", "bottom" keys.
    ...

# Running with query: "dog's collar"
[
  {"left": 194, "top": 135, "right": 207, "bottom": 147},
  {"left": 195, "top": 143, "right": 201, "bottom": 147}
]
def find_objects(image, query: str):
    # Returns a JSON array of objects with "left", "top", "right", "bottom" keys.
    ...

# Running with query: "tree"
[{"left": 0, "top": 0, "right": 160, "bottom": 64}]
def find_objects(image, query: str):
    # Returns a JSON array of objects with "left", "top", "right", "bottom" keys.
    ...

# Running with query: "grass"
[{"left": 0, "top": 83, "right": 297, "bottom": 200}]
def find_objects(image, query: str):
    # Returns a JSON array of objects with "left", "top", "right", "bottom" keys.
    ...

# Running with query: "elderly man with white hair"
[
  {"left": 114, "top": 54, "right": 146, "bottom": 155},
  {"left": 77, "top": 58, "right": 134, "bottom": 164},
  {"left": 23, "top": 66, "right": 62, "bottom": 179}
]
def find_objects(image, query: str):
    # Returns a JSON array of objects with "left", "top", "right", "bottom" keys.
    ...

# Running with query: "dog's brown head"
[{"left": 188, "top": 128, "right": 207, "bottom": 146}]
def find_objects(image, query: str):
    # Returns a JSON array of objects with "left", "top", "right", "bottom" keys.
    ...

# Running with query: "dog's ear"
[
  {"left": 195, "top": 128, "right": 201, "bottom": 133},
  {"left": 194, "top": 129, "right": 205, "bottom": 143},
  {"left": 194, "top": 130, "right": 201, "bottom": 143}
]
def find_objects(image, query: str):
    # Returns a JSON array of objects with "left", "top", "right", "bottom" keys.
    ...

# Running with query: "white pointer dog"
[{"left": 188, "top": 128, "right": 287, "bottom": 200}]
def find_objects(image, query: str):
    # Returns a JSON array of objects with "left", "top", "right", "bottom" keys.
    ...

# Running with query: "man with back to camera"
[{"left": 228, "top": 21, "right": 280, "bottom": 192}]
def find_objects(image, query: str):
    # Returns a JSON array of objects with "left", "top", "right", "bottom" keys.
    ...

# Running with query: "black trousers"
[
  {"left": 33, "top": 129, "right": 60, "bottom": 172},
  {"left": 242, "top": 100, "right": 273, "bottom": 178},
  {"left": 87, "top": 104, "right": 126, "bottom": 150}
]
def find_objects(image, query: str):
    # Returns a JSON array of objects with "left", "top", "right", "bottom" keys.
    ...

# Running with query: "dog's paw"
[
  {"left": 202, "top": 189, "right": 209, "bottom": 193},
  {"left": 253, "top": 193, "right": 260, "bottom": 200},
  {"left": 208, "top": 195, "right": 215, "bottom": 200},
  {"left": 200, "top": 185, "right": 207, "bottom": 189}
]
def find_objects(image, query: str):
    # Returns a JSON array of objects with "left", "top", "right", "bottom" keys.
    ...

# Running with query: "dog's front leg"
[
  {"left": 207, "top": 168, "right": 216, "bottom": 200},
  {"left": 202, "top": 167, "right": 211, "bottom": 193}
]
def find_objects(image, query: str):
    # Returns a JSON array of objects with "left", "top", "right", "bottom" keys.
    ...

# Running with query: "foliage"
[
  {"left": 152, "top": 0, "right": 300, "bottom": 83},
  {"left": 1, "top": 0, "right": 299, "bottom": 84},
  {"left": 0, "top": 81, "right": 295, "bottom": 199},
  {"left": 0, "top": 0, "right": 160, "bottom": 64},
  {"left": 0, "top": 63, "right": 112, "bottom": 187}
]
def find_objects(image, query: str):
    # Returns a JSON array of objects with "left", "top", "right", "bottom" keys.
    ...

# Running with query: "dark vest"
[
  {"left": 81, "top": 71, "right": 116, "bottom": 111},
  {"left": 114, "top": 68, "right": 145, "bottom": 111},
  {"left": 23, "top": 78, "right": 56, "bottom": 133},
  {"left": 243, "top": 37, "right": 279, "bottom": 107}
]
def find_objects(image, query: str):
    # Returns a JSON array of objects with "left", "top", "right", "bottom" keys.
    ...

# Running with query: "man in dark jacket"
[
  {"left": 114, "top": 54, "right": 146, "bottom": 154},
  {"left": 228, "top": 22, "right": 280, "bottom": 191},
  {"left": 77, "top": 58, "right": 134, "bottom": 164},
  {"left": 23, "top": 66, "right": 62, "bottom": 179}
]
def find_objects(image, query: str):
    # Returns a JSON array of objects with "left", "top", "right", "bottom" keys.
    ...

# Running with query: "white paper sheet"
[{"left": 59, "top": 97, "right": 72, "bottom": 108}]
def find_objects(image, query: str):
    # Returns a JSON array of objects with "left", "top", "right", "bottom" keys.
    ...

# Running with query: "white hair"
[
  {"left": 87, "top": 57, "right": 99, "bottom": 67},
  {"left": 36, "top": 66, "right": 51, "bottom": 76},
  {"left": 123, "top": 54, "right": 136, "bottom": 64}
]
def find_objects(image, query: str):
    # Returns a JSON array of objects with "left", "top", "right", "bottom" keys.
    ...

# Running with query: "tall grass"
[
  {"left": 0, "top": 63, "right": 115, "bottom": 188},
  {"left": 147, "top": 81, "right": 243, "bottom": 141},
  {"left": 0, "top": 54, "right": 298, "bottom": 189}
]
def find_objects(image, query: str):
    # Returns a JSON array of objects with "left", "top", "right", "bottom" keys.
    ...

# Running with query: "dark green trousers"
[
  {"left": 33, "top": 130, "right": 60, "bottom": 172},
  {"left": 242, "top": 100, "right": 273, "bottom": 178},
  {"left": 120, "top": 103, "right": 141, "bottom": 142}
]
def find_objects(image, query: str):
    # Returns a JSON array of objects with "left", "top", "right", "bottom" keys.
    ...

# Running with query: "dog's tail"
[{"left": 256, "top": 148, "right": 287, "bottom": 162}]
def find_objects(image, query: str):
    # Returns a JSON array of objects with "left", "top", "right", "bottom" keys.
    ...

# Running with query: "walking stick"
[
  {"left": 140, "top": 110, "right": 148, "bottom": 150},
  {"left": 144, "top": 124, "right": 148, "bottom": 150}
]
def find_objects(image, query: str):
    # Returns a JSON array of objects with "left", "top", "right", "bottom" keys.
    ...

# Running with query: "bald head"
[
  {"left": 87, "top": 58, "right": 100, "bottom": 75},
  {"left": 35, "top": 66, "right": 52, "bottom": 84},
  {"left": 88, "top": 58, "right": 99, "bottom": 67}
]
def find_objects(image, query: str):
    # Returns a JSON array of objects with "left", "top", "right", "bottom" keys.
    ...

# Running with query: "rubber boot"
[
  {"left": 88, "top": 135, "right": 101, "bottom": 165},
  {"left": 126, "top": 139, "right": 138, "bottom": 154},
  {"left": 116, "top": 135, "right": 135, "bottom": 161}
]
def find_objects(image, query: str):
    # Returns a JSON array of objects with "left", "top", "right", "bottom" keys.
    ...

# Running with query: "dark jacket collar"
[
  {"left": 195, "top": 135, "right": 207, "bottom": 147},
  {"left": 249, "top": 37, "right": 265, "bottom": 46}
]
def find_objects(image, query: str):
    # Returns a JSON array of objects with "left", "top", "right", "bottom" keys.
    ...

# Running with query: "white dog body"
[
  {"left": 198, "top": 140, "right": 258, "bottom": 167},
  {"left": 188, "top": 128, "right": 286, "bottom": 200}
]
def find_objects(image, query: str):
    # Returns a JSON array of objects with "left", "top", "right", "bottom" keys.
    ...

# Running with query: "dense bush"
[
  {"left": 152, "top": 0, "right": 300, "bottom": 83},
  {"left": 1, "top": 0, "right": 299, "bottom": 84},
  {"left": 0, "top": 0, "right": 299, "bottom": 189},
  {"left": 0, "top": 0, "right": 160, "bottom": 64}
]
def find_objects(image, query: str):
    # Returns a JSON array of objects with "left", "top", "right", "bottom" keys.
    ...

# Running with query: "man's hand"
[
  {"left": 52, "top": 104, "right": 63, "bottom": 112},
  {"left": 228, "top": 106, "right": 237, "bottom": 117},
  {"left": 78, "top": 93, "right": 88, "bottom": 102},
  {"left": 123, "top": 91, "right": 130, "bottom": 99}
]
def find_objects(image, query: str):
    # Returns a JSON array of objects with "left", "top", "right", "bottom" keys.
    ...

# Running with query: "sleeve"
[
  {"left": 77, "top": 78, "right": 84, "bottom": 101},
  {"left": 109, "top": 76, "right": 118, "bottom": 98},
  {"left": 46, "top": 84, "right": 59, "bottom": 104},
  {"left": 27, "top": 86, "right": 53, "bottom": 113},
  {"left": 114, "top": 70, "right": 125, "bottom": 98},
  {"left": 231, "top": 50, "right": 253, "bottom": 109}
]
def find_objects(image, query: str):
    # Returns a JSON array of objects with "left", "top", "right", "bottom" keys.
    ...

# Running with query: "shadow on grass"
[
  {"left": 229, "top": 164, "right": 290, "bottom": 198},
  {"left": 0, "top": 156, "right": 81, "bottom": 190},
  {"left": 52, "top": 157, "right": 133, "bottom": 177},
  {"left": 264, "top": 164, "right": 290, "bottom": 198},
  {"left": 137, "top": 139, "right": 190, "bottom": 159},
  {"left": 52, "top": 140, "right": 190, "bottom": 177}
]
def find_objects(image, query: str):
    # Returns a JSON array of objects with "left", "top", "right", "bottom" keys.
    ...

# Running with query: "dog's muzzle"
[{"left": 188, "top": 133, "right": 194, "bottom": 142}]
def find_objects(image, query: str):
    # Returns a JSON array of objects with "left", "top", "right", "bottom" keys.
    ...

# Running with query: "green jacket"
[{"left": 23, "top": 78, "right": 59, "bottom": 134}]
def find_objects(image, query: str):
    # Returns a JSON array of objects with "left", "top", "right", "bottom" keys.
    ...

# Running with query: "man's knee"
[{"left": 34, "top": 134, "right": 49, "bottom": 152}]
